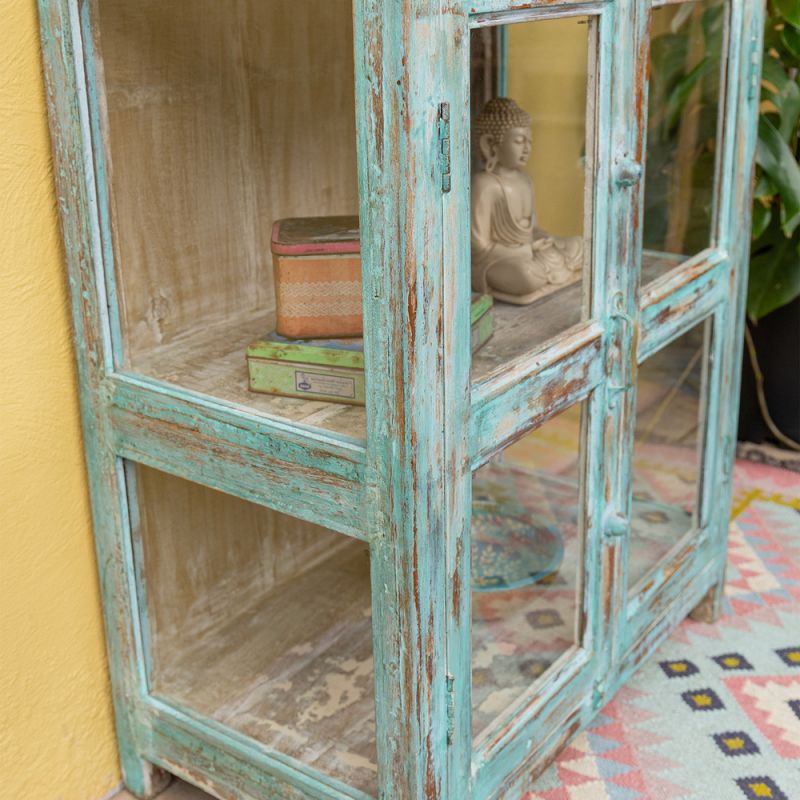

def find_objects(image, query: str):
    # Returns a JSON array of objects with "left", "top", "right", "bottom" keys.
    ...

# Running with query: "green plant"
[
  {"left": 645, "top": 1, "right": 800, "bottom": 451},
  {"left": 748, "top": 0, "right": 800, "bottom": 321},
  {"left": 643, "top": 1, "right": 725, "bottom": 257},
  {"left": 643, "top": 0, "right": 799, "bottom": 321}
]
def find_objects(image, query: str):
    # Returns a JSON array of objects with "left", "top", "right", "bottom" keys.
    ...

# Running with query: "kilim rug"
[{"left": 524, "top": 459, "right": 800, "bottom": 800}]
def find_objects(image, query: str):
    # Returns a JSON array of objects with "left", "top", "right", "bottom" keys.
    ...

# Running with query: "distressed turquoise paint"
[
  {"left": 704, "top": 0, "right": 766, "bottom": 621},
  {"left": 470, "top": 326, "right": 604, "bottom": 468},
  {"left": 354, "top": 2, "right": 467, "bottom": 796},
  {"left": 109, "top": 375, "right": 367, "bottom": 539},
  {"left": 37, "top": 0, "right": 165, "bottom": 795},
  {"left": 77, "top": 0, "right": 124, "bottom": 369},
  {"left": 145, "top": 698, "right": 372, "bottom": 800},
  {"left": 442, "top": 11, "right": 475, "bottom": 800},
  {"left": 467, "top": 0, "right": 611, "bottom": 18},
  {"left": 38, "top": 0, "right": 765, "bottom": 796},
  {"left": 637, "top": 252, "right": 729, "bottom": 362}
]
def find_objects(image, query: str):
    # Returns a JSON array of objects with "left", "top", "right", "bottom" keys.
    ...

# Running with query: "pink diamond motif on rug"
[{"left": 725, "top": 675, "right": 800, "bottom": 759}]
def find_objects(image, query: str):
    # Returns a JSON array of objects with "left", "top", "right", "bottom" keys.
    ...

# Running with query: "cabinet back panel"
[
  {"left": 93, "top": 0, "right": 358, "bottom": 362},
  {"left": 133, "top": 464, "right": 339, "bottom": 650}
]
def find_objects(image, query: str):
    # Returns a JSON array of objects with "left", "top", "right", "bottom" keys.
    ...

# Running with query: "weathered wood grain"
[{"left": 109, "top": 373, "right": 367, "bottom": 538}]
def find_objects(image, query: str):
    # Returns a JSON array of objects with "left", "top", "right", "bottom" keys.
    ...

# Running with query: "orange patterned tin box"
[{"left": 271, "top": 216, "right": 362, "bottom": 339}]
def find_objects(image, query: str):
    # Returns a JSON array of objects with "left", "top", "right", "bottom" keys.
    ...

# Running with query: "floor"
[{"left": 116, "top": 782, "right": 206, "bottom": 800}]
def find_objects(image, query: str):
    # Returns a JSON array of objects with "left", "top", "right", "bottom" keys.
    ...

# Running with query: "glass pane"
[
  {"left": 95, "top": 1, "right": 364, "bottom": 441},
  {"left": 470, "top": 18, "right": 594, "bottom": 380},
  {"left": 133, "top": 465, "right": 377, "bottom": 794},
  {"left": 629, "top": 322, "right": 708, "bottom": 590},
  {"left": 642, "top": 0, "right": 726, "bottom": 279},
  {"left": 472, "top": 404, "right": 584, "bottom": 738}
]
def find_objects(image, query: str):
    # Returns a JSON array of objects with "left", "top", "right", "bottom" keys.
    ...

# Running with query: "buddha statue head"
[{"left": 474, "top": 97, "right": 532, "bottom": 173}]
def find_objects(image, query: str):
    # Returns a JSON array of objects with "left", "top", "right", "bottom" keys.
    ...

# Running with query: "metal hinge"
[
  {"left": 446, "top": 673, "right": 456, "bottom": 744},
  {"left": 438, "top": 102, "right": 451, "bottom": 194}
]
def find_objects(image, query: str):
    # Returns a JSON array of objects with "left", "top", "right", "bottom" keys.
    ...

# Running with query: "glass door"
[{"left": 444, "top": 1, "right": 649, "bottom": 794}]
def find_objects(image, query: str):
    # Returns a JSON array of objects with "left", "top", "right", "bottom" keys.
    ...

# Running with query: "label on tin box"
[{"left": 294, "top": 370, "right": 356, "bottom": 399}]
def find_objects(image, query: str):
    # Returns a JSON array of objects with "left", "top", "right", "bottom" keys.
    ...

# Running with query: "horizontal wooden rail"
[
  {"left": 467, "top": 0, "right": 608, "bottom": 23},
  {"left": 638, "top": 252, "right": 729, "bottom": 363},
  {"left": 472, "top": 649, "right": 593, "bottom": 800},
  {"left": 143, "top": 697, "right": 371, "bottom": 800},
  {"left": 470, "top": 322, "right": 604, "bottom": 468},
  {"left": 108, "top": 374, "right": 368, "bottom": 540}
]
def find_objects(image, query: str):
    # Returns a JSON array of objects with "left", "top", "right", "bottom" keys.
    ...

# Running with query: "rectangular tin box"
[{"left": 272, "top": 216, "right": 362, "bottom": 339}]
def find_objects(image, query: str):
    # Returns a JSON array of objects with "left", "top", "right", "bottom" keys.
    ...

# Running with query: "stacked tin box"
[{"left": 248, "top": 216, "right": 493, "bottom": 404}]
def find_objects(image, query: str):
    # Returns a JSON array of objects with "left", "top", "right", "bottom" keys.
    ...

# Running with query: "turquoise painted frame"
[{"left": 37, "top": 0, "right": 765, "bottom": 797}]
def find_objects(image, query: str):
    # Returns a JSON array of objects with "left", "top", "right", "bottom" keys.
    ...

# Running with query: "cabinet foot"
[
  {"left": 689, "top": 577, "right": 725, "bottom": 624},
  {"left": 122, "top": 757, "right": 172, "bottom": 799}
]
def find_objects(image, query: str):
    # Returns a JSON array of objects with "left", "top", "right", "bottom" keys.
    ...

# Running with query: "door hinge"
[
  {"left": 446, "top": 673, "right": 455, "bottom": 744},
  {"left": 438, "top": 102, "right": 451, "bottom": 194}
]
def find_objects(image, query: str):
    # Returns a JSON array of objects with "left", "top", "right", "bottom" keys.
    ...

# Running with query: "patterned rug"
[{"left": 524, "top": 460, "right": 800, "bottom": 800}]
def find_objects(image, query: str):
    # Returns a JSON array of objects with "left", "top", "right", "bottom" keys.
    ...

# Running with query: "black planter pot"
[{"left": 738, "top": 296, "right": 800, "bottom": 444}]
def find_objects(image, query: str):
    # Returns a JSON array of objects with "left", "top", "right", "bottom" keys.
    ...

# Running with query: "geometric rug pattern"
[{"left": 524, "top": 460, "right": 800, "bottom": 800}]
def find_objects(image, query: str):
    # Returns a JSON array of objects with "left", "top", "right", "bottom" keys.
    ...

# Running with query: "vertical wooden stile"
[
  {"left": 37, "top": 0, "right": 166, "bottom": 795},
  {"left": 602, "top": 0, "right": 650, "bottom": 676},
  {"left": 695, "top": 0, "right": 766, "bottom": 621},
  {"left": 442, "top": 11, "right": 475, "bottom": 800},
  {"left": 354, "top": 1, "right": 469, "bottom": 797}
]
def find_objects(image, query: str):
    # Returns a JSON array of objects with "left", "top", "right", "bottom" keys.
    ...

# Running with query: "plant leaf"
[
  {"left": 782, "top": 22, "right": 800, "bottom": 58},
  {"left": 756, "top": 116, "right": 800, "bottom": 235},
  {"left": 760, "top": 54, "right": 800, "bottom": 141},
  {"left": 755, "top": 171, "right": 777, "bottom": 199},
  {"left": 664, "top": 58, "right": 709, "bottom": 133},
  {"left": 753, "top": 201, "right": 773, "bottom": 240},
  {"left": 774, "top": 0, "right": 800, "bottom": 28},
  {"left": 747, "top": 232, "right": 800, "bottom": 319},
  {"left": 670, "top": 1, "right": 697, "bottom": 32}
]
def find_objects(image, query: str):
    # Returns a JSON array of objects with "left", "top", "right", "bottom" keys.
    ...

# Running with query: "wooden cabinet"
[{"left": 39, "top": 0, "right": 764, "bottom": 797}]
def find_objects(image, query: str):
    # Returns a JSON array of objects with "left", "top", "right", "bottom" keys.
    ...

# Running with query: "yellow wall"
[
  {"left": 508, "top": 17, "right": 590, "bottom": 238},
  {"left": 0, "top": 2, "right": 121, "bottom": 798}
]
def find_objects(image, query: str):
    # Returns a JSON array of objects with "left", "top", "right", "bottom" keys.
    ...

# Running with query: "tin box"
[{"left": 271, "top": 216, "right": 362, "bottom": 339}]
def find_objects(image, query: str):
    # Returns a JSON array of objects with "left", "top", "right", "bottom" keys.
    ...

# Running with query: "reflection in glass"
[
  {"left": 134, "top": 465, "right": 377, "bottom": 794},
  {"left": 470, "top": 18, "right": 593, "bottom": 380},
  {"left": 629, "top": 323, "right": 707, "bottom": 590},
  {"left": 472, "top": 404, "right": 583, "bottom": 738},
  {"left": 643, "top": 0, "right": 726, "bottom": 274}
]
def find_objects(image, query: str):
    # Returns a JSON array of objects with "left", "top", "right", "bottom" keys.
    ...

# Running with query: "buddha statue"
[{"left": 471, "top": 97, "right": 583, "bottom": 305}]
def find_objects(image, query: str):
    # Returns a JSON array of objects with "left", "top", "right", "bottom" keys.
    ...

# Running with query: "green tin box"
[{"left": 248, "top": 294, "right": 494, "bottom": 404}]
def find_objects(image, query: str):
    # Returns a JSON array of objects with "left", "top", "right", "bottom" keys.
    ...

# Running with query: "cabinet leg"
[
  {"left": 689, "top": 575, "right": 726, "bottom": 624},
  {"left": 122, "top": 756, "right": 172, "bottom": 799}
]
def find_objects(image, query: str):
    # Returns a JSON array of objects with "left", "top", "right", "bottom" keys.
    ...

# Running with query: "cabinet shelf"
[{"left": 131, "top": 309, "right": 368, "bottom": 442}]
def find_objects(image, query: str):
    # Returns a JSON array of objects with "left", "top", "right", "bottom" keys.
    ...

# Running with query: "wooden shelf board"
[{"left": 132, "top": 309, "right": 368, "bottom": 442}]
